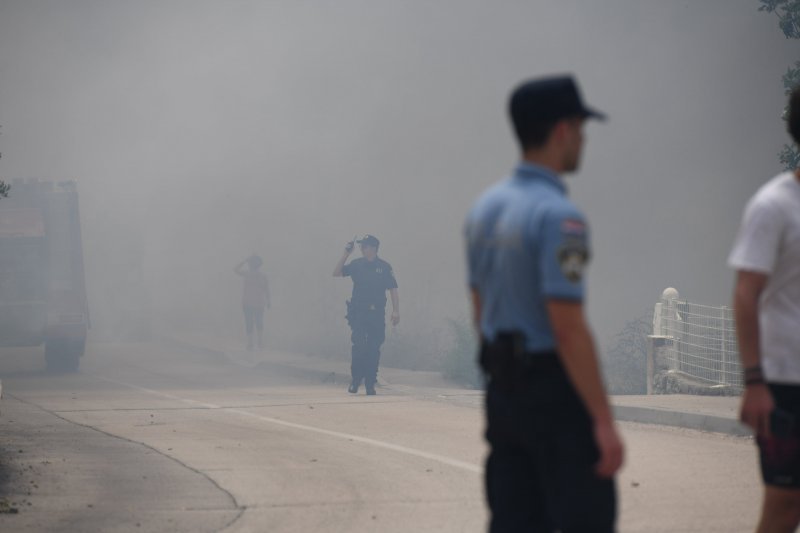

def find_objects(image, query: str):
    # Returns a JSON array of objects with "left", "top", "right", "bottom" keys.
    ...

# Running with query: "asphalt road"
[{"left": 0, "top": 341, "right": 762, "bottom": 532}]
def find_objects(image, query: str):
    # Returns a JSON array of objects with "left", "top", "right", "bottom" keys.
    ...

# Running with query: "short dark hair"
[
  {"left": 789, "top": 86, "right": 800, "bottom": 145},
  {"left": 511, "top": 118, "right": 559, "bottom": 150}
]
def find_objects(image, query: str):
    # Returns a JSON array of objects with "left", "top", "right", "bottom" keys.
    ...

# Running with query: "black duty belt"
[{"left": 481, "top": 331, "right": 560, "bottom": 376}]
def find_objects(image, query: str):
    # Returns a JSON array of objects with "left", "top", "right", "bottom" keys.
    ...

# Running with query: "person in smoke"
[
  {"left": 333, "top": 235, "right": 399, "bottom": 395},
  {"left": 729, "top": 86, "right": 800, "bottom": 533},
  {"left": 234, "top": 254, "right": 270, "bottom": 351},
  {"left": 464, "top": 75, "right": 623, "bottom": 532}
]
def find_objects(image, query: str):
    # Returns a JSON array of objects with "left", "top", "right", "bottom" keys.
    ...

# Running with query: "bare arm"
[
  {"left": 734, "top": 269, "right": 773, "bottom": 436},
  {"left": 547, "top": 299, "right": 623, "bottom": 478},
  {"left": 333, "top": 245, "right": 353, "bottom": 277},
  {"left": 469, "top": 288, "right": 481, "bottom": 334},
  {"left": 389, "top": 288, "right": 400, "bottom": 325},
  {"left": 234, "top": 260, "right": 247, "bottom": 276}
]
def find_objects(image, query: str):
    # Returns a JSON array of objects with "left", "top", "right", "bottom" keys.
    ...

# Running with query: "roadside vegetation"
[
  {"left": 759, "top": 0, "right": 800, "bottom": 168},
  {"left": 601, "top": 310, "right": 652, "bottom": 395},
  {"left": 440, "top": 317, "right": 482, "bottom": 389}
]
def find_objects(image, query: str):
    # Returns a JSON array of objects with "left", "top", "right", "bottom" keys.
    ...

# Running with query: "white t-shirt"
[{"left": 729, "top": 171, "right": 800, "bottom": 384}]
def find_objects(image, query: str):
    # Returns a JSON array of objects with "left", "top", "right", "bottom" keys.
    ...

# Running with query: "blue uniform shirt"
[{"left": 464, "top": 162, "right": 590, "bottom": 353}]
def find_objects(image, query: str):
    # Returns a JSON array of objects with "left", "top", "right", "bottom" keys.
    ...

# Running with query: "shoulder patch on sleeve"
[{"left": 558, "top": 239, "right": 589, "bottom": 283}]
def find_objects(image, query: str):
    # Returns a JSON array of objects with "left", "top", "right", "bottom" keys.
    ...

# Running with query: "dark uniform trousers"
[
  {"left": 480, "top": 333, "right": 616, "bottom": 533},
  {"left": 349, "top": 304, "right": 386, "bottom": 387}
]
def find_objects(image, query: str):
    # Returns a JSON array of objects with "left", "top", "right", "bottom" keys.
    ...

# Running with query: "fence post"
[
  {"left": 720, "top": 306, "right": 728, "bottom": 386},
  {"left": 662, "top": 288, "right": 680, "bottom": 373},
  {"left": 646, "top": 335, "right": 653, "bottom": 394}
]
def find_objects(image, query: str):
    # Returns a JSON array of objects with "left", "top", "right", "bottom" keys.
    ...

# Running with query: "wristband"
[
  {"left": 744, "top": 365, "right": 763, "bottom": 378},
  {"left": 744, "top": 365, "right": 765, "bottom": 386}
]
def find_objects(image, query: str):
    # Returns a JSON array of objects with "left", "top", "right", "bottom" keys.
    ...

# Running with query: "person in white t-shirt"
[{"left": 729, "top": 86, "right": 800, "bottom": 533}]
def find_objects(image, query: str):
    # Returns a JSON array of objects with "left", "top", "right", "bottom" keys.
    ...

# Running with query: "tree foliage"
[
  {"left": 0, "top": 124, "right": 6, "bottom": 198},
  {"left": 759, "top": 0, "right": 800, "bottom": 38},
  {"left": 760, "top": 0, "right": 800, "bottom": 169}
]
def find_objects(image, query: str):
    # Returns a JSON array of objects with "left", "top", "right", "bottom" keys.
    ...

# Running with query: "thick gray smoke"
[{"left": 0, "top": 1, "right": 796, "bottom": 359}]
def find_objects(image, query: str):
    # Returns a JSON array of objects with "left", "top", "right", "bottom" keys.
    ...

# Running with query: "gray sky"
[{"left": 0, "top": 0, "right": 797, "bottom": 355}]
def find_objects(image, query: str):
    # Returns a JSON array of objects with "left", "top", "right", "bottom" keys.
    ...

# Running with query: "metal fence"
[{"left": 654, "top": 296, "right": 742, "bottom": 389}]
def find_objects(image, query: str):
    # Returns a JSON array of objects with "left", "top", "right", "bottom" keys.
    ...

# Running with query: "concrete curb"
[
  {"left": 161, "top": 335, "right": 751, "bottom": 437},
  {"left": 613, "top": 404, "right": 751, "bottom": 437},
  {"left": 159, "top": 336, "right": 228, "bottom": 363},
  {"left": 161, "top": 335, "right": 419, "bottom": 390}
]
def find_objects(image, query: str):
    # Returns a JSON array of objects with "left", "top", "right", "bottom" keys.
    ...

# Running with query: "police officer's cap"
[
  {"left": 510, "top": 75, "right": 606, "bottom": 124},
  {"left": 357, "top": 235, "right": 380, "bottom": 248}
]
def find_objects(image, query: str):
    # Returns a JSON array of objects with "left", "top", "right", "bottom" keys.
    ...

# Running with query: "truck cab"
[{"left": 0, "top": 179, "right": 89, "bottom": 371}]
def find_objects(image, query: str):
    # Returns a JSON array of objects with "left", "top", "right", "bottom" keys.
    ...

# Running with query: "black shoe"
[
  {"left": 365, "top": 385, "right": 376, "bottom": 396},
  {"left": 348, "top": 383, "right": 359, "bottom": 394}
]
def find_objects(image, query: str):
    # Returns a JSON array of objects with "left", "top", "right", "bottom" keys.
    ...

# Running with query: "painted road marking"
[{"left": 93, "top": 374, "right": 482, "bottom": 474}]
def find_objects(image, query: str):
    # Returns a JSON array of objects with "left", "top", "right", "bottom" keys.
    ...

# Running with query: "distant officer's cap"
[
  {"left": 357, "top": 234, "right": 380, "bottom": 248},
  {"left": 510, "top": 75, "right": 606, "bottom": 124}
]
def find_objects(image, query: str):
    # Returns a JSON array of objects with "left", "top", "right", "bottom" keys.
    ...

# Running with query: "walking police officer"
[
  {"left": 465, "top": 75, "right": 624, "bottom": 532},
  {"left": 334, "top": 235, "right": 399, "bottom": 395}
]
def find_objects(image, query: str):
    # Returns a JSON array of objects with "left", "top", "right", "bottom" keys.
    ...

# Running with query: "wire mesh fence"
[{"left": 655, "top": 296, "right": 742, "bottom": 390}]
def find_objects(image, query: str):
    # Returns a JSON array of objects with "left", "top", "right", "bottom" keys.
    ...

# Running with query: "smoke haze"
[{"left": 0, "top": 0, "right": 797, "bottom": 358}]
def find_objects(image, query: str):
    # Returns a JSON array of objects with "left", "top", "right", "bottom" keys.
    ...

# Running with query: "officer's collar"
[{"left": 513, "top": 162, "right": 567, "bottom": 193}]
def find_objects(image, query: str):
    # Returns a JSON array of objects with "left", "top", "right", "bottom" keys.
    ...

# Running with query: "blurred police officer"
[
  {"left": 333, "top": 235, "right": 399, "bottom": 395},
  {"left": 465, "top": 75, "right": 624, "bottom": 532}
]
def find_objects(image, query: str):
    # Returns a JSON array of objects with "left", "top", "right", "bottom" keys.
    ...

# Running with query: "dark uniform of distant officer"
[{"left": 333, "top": 235, "right": 399, "bottom": 395}]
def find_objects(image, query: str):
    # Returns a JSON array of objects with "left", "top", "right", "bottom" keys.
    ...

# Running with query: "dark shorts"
[
  {"left": 481, "top": 334, "right": 616, "bottom": 532},
  {"left": 758, "top": 384, "right": 800, "bottom": 488}
]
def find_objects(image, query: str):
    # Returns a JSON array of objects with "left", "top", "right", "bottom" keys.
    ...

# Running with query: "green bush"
[
  {"left": 441, "top": 317, "right": 482, "bottom": 389},
  {"left": 380, "top": 323, "right": 444, "bottom": 372},
  {"left": 602, "top": 310, "right": 652, "bottom": 395}
]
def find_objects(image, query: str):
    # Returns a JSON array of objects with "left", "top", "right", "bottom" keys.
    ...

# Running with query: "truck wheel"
[{"left": 45, "top": 339, "right": 84, "bottom": 373}]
